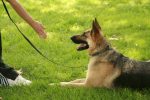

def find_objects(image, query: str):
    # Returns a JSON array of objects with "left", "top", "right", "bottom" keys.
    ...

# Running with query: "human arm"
[{"left": 6, "top": 0, "right": 47, "bottom": 39}]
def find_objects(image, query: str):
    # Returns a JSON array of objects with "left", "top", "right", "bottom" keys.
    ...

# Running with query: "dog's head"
[{"left": 71, "top": 18, "right": 107, "bottom": 52}]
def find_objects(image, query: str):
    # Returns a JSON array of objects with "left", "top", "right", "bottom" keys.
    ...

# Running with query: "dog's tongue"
[{"left": 77, "top": 43, "right": 87, "bottom": 51}]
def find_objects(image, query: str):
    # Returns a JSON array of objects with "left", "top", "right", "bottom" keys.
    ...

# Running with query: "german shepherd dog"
[{"left": 51, "top": 19, "right": 150, "bottom": 89}]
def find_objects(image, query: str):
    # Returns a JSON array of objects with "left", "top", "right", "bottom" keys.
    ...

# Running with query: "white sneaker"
[{"left": 7, "top": 75, "right": 32, "bottom": 86}]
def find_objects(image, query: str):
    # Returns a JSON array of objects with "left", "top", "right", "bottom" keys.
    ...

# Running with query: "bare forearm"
[
  {"left": 7, "top": 0, "right": 35, "bottom": 26},
  {"left": 6, "top": 0, "right": 47, "bottom": 38}
]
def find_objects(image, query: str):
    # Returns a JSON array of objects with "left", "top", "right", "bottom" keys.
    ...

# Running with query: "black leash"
[{"left": 1, "top": 0, "right": 73, "bottom": 68}]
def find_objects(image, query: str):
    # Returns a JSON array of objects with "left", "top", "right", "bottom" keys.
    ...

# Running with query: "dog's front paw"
[
  {"left": 49, "top": 83, "right": 55, "bottom": 86},
  {"left": 48, "top": 83, "right": 61, "bottom": 86},
  {"left": 49, "top": 83, "right": 59, "bottom": 86},
  {"left": 49, "top": 82, "right": 69, "bottom": 86},
  {"left": 60, "top": 82, "right": 69, "bottom": 86}
]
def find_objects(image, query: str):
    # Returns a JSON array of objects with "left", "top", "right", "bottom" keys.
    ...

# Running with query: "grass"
[{"left": 0, "top": 0, "right": 150, "bottom": 99}]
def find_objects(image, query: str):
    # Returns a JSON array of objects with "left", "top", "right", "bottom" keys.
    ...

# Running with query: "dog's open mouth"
[
  {"left": 77, "top": 43, "right": 89, "bottom": 51},
  {"left": 71, "top": 36, "right": 89, "bottom": 51}
]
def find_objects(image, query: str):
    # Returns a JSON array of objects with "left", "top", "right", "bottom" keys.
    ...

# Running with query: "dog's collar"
[{"left": 90, "top": 45, "right": 112, "bottom": 57}]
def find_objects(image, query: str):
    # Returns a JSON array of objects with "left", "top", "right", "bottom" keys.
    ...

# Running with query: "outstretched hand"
[
  {"left": 6, "top": 0, "right": 47, "bottom": 39},
  {"left": 31, "top": 21, "right": 47, "bottom": 39}
]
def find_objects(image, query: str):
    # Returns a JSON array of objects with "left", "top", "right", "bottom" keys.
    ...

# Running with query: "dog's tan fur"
[
  {"left": 50, "top": 19, "right": 121, "bottom": 88},
  {"left": 86, "top": 56, "right": 121, "bottom": 88}
]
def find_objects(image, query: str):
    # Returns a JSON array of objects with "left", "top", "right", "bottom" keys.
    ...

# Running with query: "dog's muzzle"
[{"left": 71, "top": 36, "right": 89, "bottom": 51}]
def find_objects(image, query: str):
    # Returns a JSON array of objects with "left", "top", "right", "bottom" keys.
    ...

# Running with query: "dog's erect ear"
[
  {"left": 92, "top": 18, "right": 101, "bottom": 34},
  {"left": 91, "top": 19, "right": 103, "bottom": 43},
  {"left": 91, "top": 19, "right": 102, "bottom": 36},
  {"left": 94, "top": 18, "right": 101, "bottom": 30},
  {"left": 92, "top": 20, "right": 99, "bottom": 34}
]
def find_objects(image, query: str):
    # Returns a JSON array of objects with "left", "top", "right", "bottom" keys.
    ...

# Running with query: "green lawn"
[{"left": 0, "top": 0, "right": 150, "bottom": 99}]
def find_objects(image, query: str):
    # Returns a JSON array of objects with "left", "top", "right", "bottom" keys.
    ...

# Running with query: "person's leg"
[
  {"left": 0, "top": 31, "right": 19, "bottom": 80},
  {"left": 0, "top": 30, "right": 3, "bottom": 61},
  {"left": 0, "top": 31, "right": 31, "bottom": 86}
]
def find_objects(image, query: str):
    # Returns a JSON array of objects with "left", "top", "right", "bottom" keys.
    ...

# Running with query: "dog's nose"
[{"left": 71, "top": 36, "right": 75, "bottom": 41}]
